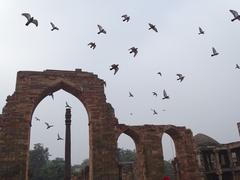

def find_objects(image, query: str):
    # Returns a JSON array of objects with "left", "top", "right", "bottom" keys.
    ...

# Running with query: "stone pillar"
[
  {"left": 175, "top": 129, "right": 201, "bottom": 180},
  {"left": 64, "top": 108, "right": 71, "bottom": 180},
  {"left": 213, "top": 149, "right": 222, "bottom": 180},
  {"left": 142, "top": 129, "right": 163, "bottom": 180}
]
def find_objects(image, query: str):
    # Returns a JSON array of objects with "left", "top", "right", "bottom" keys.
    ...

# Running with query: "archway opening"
[
  {"left": 29, "top": 89, "right": 89, "bottom": 179},
  {"left": 161, "top": 133, "right": 177, "bottom": 180},
  {"left": 117, "top": 133, "right": 137, "bottom": 180}
]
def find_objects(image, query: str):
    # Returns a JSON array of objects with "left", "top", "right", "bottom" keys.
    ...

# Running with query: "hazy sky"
[{"left": 1, "top": 0, "right": 240, "bottom": 164}]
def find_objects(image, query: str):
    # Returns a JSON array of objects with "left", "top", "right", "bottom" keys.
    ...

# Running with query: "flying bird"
[
  {"left": 57, "top": 133, "right": 63, "bottom": 140},
  {"left": 22, "top": 13, "right": 38, "bottom": 26},
  {"left": 157, "top": 72, "right": 162, "bottom": 76},
  {"left": 148, "top": 23, "right": 158, "bottom": 32},
  {"left": 121, "top": 14, "right": 130, "bottom": 22},
  {"left": 97, "top": 25, "right": 106, "bottom": 34},
  {"left": 129, "top": 47, "right": 138, "bottom": 57},
  {"left": 65, "top": 102, "right": 72, "bottom": 109},
  {"left": 50, "top": 22, "right": 59, "bottom": 31},
  {"left": 229, "top": 10, "right": 240, "bottom": 22},
  {"left": 45, "top": 122, "right": 53, "bottom": 129},
  {"left": 152, "top": 92, "right": 158, "bottom": 96},
  {"left": 129, "top": 92, "right": 134, "bottom": 97},
  {"left": 236, "top": 64, "right": 240, "bottom": 69},
  {"left": 211, "top": 47, "right": 219, "bottom": 57},
  {"left": 35, "top": 117, "right": 40, "bottom": 121},
  {"left": 88, "top": 42, "right": 96, "bottom": 49},
  {"left": 162, "top": 89, "right": 170, "bottom": 100},
  {"left": 110, "top": 64, "right": 119, "bottom": 75},
  {"left": 48, "top": 92, "right": 54, "bottom": 100},
  {"left": 151, "top": 109, "right": 158, "bottom": 115},
  {"left": 130, "top": 112, "right": 133, "bottom": 116},
  {"left": 198, "top": 27, "right": 204, "bottom": 35},
  {"left": 176, "top": 74, "right": 185, "bottom": 82}
]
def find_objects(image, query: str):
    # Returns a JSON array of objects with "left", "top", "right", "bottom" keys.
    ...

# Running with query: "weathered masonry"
[{"left": 0, "top": 69, "right": 200, "bottom": 180}]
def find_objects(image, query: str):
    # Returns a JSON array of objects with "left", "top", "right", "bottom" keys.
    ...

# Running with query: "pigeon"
[
  {"left": 48, "top": 92, "right": 54, "bottom": 100},
  {"left": 229, "top": 10, "right": 240, "bottom": 22},
  {"left": 129, "top": 47, "right": 138, "bottom": 57},
  {"left": 148, "top": 23, "right": 158, "bottom": 32},
  {"left": 198, "top": 27, "right": 204, "bottom": 35},
  {"left": 211, "top": 47, "right": 219, "bottom": 57},
  {"left": 22, "top": 13, "right": 38, "bottom": 26},
  {"left": 88, "top": 42, "right": 96, "bottom": 49},
  {"left": 236, "top": 64, "right": 240, "bottom": 69},
  {"left": 65, "top": 102, "right": 72, "bottom": 109},
  {"left": 152, "top": 92, "right": 158, "bottom": 96},
  {"left": 97, "top": 25, "right": 106, "bottom": 34},
  {"left": 121, "top": 14, "right": 130, "bottom": 22},
  {"left": 151, "top": 109, "right": 158, "bottom": 115},
  {"left": 57, "top": 133, "right": 63, "bottom": 140},
  {"left": 35, "top": 117, "right": 40, "bottom": 121},
  {"left": 129, "top": 92, "right": 134, "bottom": 97},
  {"left": 110, "top": 64, "right": 119, "bottom": 75},
  {"left": 130, "top": 112, "right": 133, "bottom": 116},
  {"left": 50, "top": 22, "right": 59, "bottom": 31},
  {"left": 157, "top": 72, "right": 162, "bottom": 76},
  {"left": 176, "top": 74, "right": 185, "bottom": 82},
  {"left": 162, "top": 89, "right": 170, "bottom": 100},
  {"left": 45, "top": 122, "right": 53, "bottom": 129}
]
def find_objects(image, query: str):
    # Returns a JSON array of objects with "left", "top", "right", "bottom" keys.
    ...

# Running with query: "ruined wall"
[
  {"left": 0, "top": 69, "right": 201, "bottom": 180},
  {"left": 116, "top": 124, "right": 201, "bottom": 180},
  {"left": 0, "top": 69, "right": 119, "bottom": 180}
]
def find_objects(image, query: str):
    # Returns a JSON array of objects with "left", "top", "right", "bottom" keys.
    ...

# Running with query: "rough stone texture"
[
  {"left": 116, "top": 124, "right": 201, "bottom": 180},
  {"left": 119, "top": 162, "right": 135, "bottom": 180},
  {"left": 194, "top": 133, "right": 240, "bottom": 180},
  {"left": 0, "top": 69, "right": 201, "bottom": 180}
]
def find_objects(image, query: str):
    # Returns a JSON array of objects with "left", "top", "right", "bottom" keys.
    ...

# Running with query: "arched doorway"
[
  {"left": 161, "top": 133, "right": 177, "bottom": 180},
  {"left": 0, "top": 70, "right": 119, "bottom": 180},
  {"left": 29, "top": 89, "right": 89, "bottom": 179},
  {"left": 117, "top": 133, "right": 137, "bottom": 180}
]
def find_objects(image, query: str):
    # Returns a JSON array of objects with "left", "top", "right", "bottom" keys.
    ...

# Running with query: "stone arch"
[
  {"left": 116, "top": 125, "right": 140, "bottom": 145},
  {"left": 0, "top": 69, "right": 119, "bottom": 180},
  {"left": 30, "top": 80, "right": 89, "bottom": 120},
  {"left": 160, "top": 125, "right": 200, "bottom": 180},
  {"left": 0, "top": 69, "right": 201, "bottom": 180},
  {"left": 161, "top": 125, "right": 182, "bottom": 157},
  {"left": 115, "top": 124, "right": 144, "bottom": 180}
]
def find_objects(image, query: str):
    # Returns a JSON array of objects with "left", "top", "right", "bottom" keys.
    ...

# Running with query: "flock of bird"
[
  {"left": 23, "top": 8, "right": 240, "bottom": 137},
  {"left": 33, "top": 102, "right": 71, "bottom": 141}
]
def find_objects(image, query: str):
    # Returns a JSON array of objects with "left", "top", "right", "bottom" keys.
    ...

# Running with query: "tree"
[
  {"left": 79, "top": 158, "right": 89, "bottom": 171},
  {"left": 40, "top": 158, "right": 65, "bottom": 180},
  {"left": 28, "top": 143, "right": 50, "bottom": 180},
  {"left": 164, "top": 160, "right": 176, "bottom": 180},
  {"left": 117, "top": 148, "right": 136, "bottom": 162}
]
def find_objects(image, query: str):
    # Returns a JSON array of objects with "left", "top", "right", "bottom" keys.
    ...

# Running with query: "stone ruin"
[{"left": 0, "top": 69, "right": 200, "bottom": 180}]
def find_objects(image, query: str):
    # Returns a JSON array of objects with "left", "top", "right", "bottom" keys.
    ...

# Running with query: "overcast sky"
[{"left": 1, "top": 0, "right": 240, "bottom": 165}]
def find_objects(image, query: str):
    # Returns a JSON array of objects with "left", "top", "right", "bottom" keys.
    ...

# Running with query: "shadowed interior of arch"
[{"left": 29, "top": 89, "right": 89, "bottom": 171}]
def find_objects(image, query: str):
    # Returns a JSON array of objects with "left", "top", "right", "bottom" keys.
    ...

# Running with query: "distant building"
[{"left": 194, "top": 133, "right": 240, "bottom": 180}]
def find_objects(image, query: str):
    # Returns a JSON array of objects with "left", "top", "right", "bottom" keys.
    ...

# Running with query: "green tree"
[
  {"left": 164, "top": 160, "right": 176, "bottom": 180},
  {"left": 117, "top": 148, "right": 136, "bottom": 162},
  {"left": 28, "top": 143, "right": 50, "bottom": 180},
  {"left": 79, "top": 158, "right": 89, "bottom": 171},
  {"left": 40, "top": 158, "right": 65, "bottom": 180}
]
